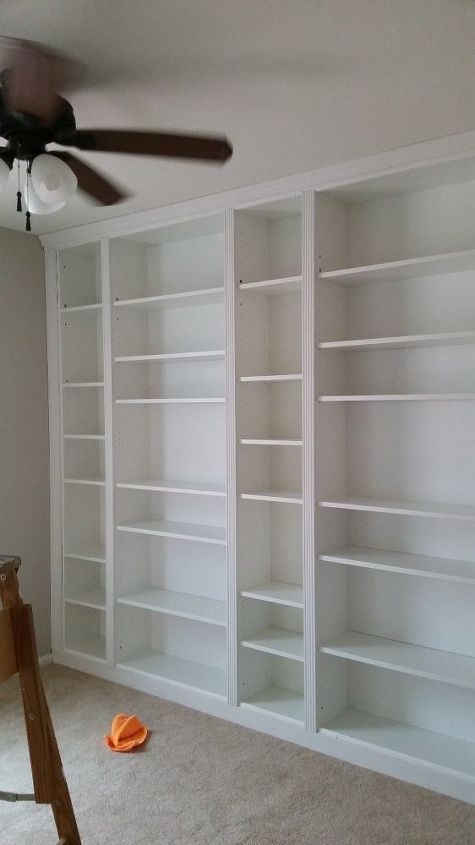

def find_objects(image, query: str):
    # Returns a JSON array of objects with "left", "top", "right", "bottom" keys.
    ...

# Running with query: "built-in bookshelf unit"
[{"left": 45, "top": 131, "right": 475, "bottom": 804}]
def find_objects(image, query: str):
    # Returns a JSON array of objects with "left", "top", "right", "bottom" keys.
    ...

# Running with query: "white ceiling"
[{"left": 0, "top": 0, "right": 474, "bottom": 235}]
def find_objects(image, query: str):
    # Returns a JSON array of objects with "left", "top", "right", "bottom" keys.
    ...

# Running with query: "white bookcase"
[{"left": 44, "top": 131, "right": 475, "bottom": 804}]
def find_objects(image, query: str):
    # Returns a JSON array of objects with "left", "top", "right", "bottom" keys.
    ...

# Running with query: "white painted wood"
[
  {"left": 117, "top": 519, "right": 226, "bottom": 544},
  {"left": 240, "top": 490, "right": 303, "bottom": 504},
  {"left": 319, "top": 248, "right": 475, "bottom": 284},
  {"left": 114, "top": 287, "right": 224, "bottom": 309},
  {"left": 241, "top": 627, "right": 304, "bottom": 661},
  {"left": 116, "top": 397, "right": 225, "bottom": 404},
  {"left": 241, "top": 687, "right": 305, "bottom": 724},
  {"left": 239, "top": 276, "right": 302, "bottom": 294},
  {"left": 62, "top": 382, "right": 105, "bottom": 388},
  {"left": 319, "top": 546, "right": 475, "bottom": 583},
  {"left": 240, "top": 438, "right": 302, "bottom": 446},
  {"left": 118, "top": 588, "right": 227, "bottom": 627},
  {"left": 240, "top": 374, "right": 302, "bottom": 382},
  {"left": 320, "top": 631, "right": 475, "bottom": 690},
  {"left": 115, "top": 350, "right": 225, "bottom": 363},
  {"left": 319, "top": 331, "right": 475, "bottom": 351},
  {"left": 61, "top": 303, "right": 103, "bottom": 314},
  {"left": 241, "top": 581, "right": 304, "bottom": 608},
  {"left": 320, "top": 710, "right": 475, "bottom": 779},
  {"left": 117, "top": 651, "right": 227, "bottom": 698},
  {"left": 116, "top": 480, "right": 226, "bottom": 496},
  {"left": 64, "top": 478, "right": 105, "bottom": 486},
  {"left": 319, "top": 497, "right": 475, "bottom": 520},
  {"left": 64, "top": 545, "right": 106, "bottom": 563},
  {"left": 63, "top": 434, "right": 105, "bottom": 440},
  {"left": 65, "top": 636, "right": 106, "bottom": 662},
  {"left": 65, "top": 588, "right": 106, "bottom": 610},
  {"left": 320, "top": 393, "right": 475, "bottom": 402}
]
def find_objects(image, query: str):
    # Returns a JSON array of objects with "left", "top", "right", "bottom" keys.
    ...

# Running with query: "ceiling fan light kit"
[{"left": 0, "top": 36, "right": 233, "bottom": 231}]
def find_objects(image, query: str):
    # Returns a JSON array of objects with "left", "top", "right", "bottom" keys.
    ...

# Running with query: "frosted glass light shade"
[
  {"left": 0, "top": 157, "right": 10, "bottom": 192},
  {"left": 25, "top": 180, "right": 65, "bottom": 215},
  {"left": 31, "top": 153, "right": 77, "bottom": 204}
]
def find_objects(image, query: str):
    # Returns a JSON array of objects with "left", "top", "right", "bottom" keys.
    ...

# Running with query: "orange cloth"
[{"left": 105, "top": 713, "right": 149, "bottom": 752}]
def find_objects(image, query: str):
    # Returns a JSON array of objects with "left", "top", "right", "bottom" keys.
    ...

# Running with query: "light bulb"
[
  {"left": 31, "top": 153, "right": 77, "bottom": 204},
  {"left": 25, "top": 179, "right": 65, "bottom": 215},
  {"left": 0, "top": 157, "right": 10, "bottom": 192}
]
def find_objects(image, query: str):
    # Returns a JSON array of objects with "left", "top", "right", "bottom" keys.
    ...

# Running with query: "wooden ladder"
[{"left": 0, "top": 555, "right": 81, "bottom": 844}]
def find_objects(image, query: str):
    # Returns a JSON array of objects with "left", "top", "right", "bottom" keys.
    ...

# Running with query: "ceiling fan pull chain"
[
  {"left": 25, "top": 161, "right": 31, "bottom": 231},
  {"left": 16, "top": 159, "right": 22, "bottom": 212}
]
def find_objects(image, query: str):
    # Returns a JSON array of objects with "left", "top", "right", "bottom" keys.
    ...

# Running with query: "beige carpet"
[{"left": 0, "top": 665, "right": 473, "bottom": 845}]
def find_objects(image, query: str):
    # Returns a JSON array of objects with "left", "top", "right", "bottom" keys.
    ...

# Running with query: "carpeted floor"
[{"left": 0, "top": 665, "right": 474, "bottom": 845}]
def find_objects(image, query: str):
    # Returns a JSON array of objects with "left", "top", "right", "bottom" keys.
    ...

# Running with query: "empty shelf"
[
  {"left": 116, "top": 397, "right": 225, "bottom": 404},
  {"left": 319, "top": 546, "right": 475, "bottom": 584},
  {"left": 319, "top": 394, "right": 475, "bottom": 402},
  {"left": 241, "top": 581, "right": 304, "bottom": 608},
  {"left": 116, "top": 479, "right": 225, "bottom": 496},
  {"left": 241, "top": 627, "right": 304, "bottom": 661},
  {"left": 319, "top": 331, "right": 475, "bottom": 351},
  {"left": 64, "top": 477, "right": 105, "bottom": 487},
  {"left": 64, "top": 546, "right": 106, "bottom": 563},
  {"left": 65, "top": 588, "right": 106, "bottom": 610},
  {"left": 117, "top": 588, "right": 227, "bottom": 627},
  {"left": 61, "top": 303, "right": 102, "bottom": 313},
  {"left": 320, "top": 709, "right": 475, "bottom": 779},
  {"left": 240, "top": 438, "right": 302, "bottom": 447},
  {"left": 115, "top": 350, "right": 225, "bottom": 363},
  {"left": 241, "top": 687, "right": 304, "bottom": 724},
  {"left": 319, "top": 249, "right": 475, "bottom": 285},
  {"left": 62, "top": 382, "right": 104, "bottom": 388},
  {"left": 117, "top": 519, "right": 226, "bottom": 545},
  {"left": 113, "top": 287, "right": 224, "bottom": 309},
  {"left": 240, "top": 490, "right": 303, "bottom": 504},
  {"left": 318, "top": 497, "right": 475, "bottom": 521},
  {"left": 320, "top": 631, "right": 475, "bottom": 690},
  {"left": 63, "top": 434, "right": 105, "bottom": 440},
  {"left": 65, "top": 636, "right": 106, "bottom": 662},
  {"left": 117, "top": 650, "right": 226, "bottom": 698},
  {"left": 239, "top": 275, "right": 302, "bottom": 294},
  {"left": 240, "top": 374, "right": 302, "bottom": 383}
]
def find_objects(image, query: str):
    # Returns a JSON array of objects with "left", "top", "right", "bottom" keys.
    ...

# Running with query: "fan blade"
[
  {"left": 58, "top": 129, "right": 233, "bottom": 162},
  {"left": 51, "top": 152, "right": 128, "bottom": 206},
  {"left": 0, "top": 37, "right": 71, "bottom": 123}
]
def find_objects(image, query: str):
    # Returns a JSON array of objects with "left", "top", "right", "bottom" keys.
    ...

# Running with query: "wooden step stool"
[{"left": 0, "top": 555, "right": 81, "bottom": 844}]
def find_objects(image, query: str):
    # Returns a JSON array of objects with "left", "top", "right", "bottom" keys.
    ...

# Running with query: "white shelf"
[
  {"left": 116, "top": 480, "right": 225, "bottom": 496},
  {"left": 240, "top": 374, "right": 302, "bottom": 383},
  {"left": 117, "top": 519, "right": 226, "bottom": 545},
  {"left": 116, "top": 397, "right": 225, "bottom": 405},
  {"left": 62, "top": 382, "right": 104, "bottom": 388},
  {"left": 117, "top": 651, "right": 226, "bottom": 698},
  {"left": 241, "top": 581, "right": 304, "bottom": 608},
  {"left": 117, "top": 588, "right": 227, "bottom": 627},
  {"left": 240, "top": 490, "right": 303, "bottom": 504},
  {"left": 113, "top": 287, "right": 224, "bottom": 310},
  {"left": 320, "top": 710, "right": 475, "bottom": 779},
  {"left": 241, "top": 627, "right": 304, "bottom": 661},
  {"left": 61, "top": 303, "right": 102, "bottom": 314},
  {"left": 63, "top": 434, "right": 105, "bottom": 440},
  {"left": 319, "top": 249, "right": 475, "bottom": 285},
  {"left": 240, "top": 438, "right": 302, "bottom": 447},
  {"left": 65, "top": 588, "right": 106, "bottom": 610},
  {"left": 319, "top": 331, "right": 475, "bottom": 351},
  {"left": 319, "top": 394, "right": 475, "bottom": 402},
  {"left": 65, "top": 636, "right": 106, "bottom": 662},
  {"left": 64, "top": 478, "right": 105, "bottom": 487},
  {"left": 241, "top": 687, "right": 304, "bottom": 724},
  {"left": 320, "top": 631, "right": 475, "bottom": 690},
  {"left": 319, "top": 497, "right": 475, "bottom": 521},
  {"left": 319, "top": 546, "right": 475, "bottom": 584},
  {"left": 115, "top": 350, "right": 225, "bottom": 363},
  {"left": 64, "top": 546, "right": 106, "bottom": 563},
  {"left": 239, "top": 275, "right": 302, "bottom": 294}
]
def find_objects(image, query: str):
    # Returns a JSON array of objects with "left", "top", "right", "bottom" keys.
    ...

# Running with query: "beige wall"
[{"left": 0, "top": 228, "right": 50, "bottom": 655}]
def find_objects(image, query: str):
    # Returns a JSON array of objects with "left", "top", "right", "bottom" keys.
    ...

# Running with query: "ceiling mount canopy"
[{"left": 0, "top": 36, "right": 233, "bottom": 230}]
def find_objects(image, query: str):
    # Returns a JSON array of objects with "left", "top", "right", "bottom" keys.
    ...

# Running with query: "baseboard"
[{"left": 38, "top": 653, "right": 53, "bottom": 667}]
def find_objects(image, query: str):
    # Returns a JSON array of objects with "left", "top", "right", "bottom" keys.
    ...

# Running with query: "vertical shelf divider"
[
  {"left": 225, "top": 208, "right": 238, "bottom": 706},
  {"left": 302, "top": 190, "right": 317, "bottom": 731},
  {"left": 45, "top": 247, "right": 64, "bottom": 657},
  {"left": 101, "top": 238, "right": 115, "bottom": 667}
]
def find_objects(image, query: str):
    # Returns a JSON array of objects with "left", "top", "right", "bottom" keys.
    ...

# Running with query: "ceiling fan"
[{"left": 0, "top": 37, "right": 233, "bottom": 229}]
